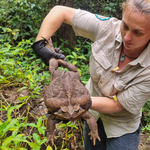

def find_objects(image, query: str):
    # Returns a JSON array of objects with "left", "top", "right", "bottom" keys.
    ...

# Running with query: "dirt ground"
[
  {"left": 1, "top": 86, "right": 150, "bottom": 150},
  {"left": 139, "top": 133, "right": 150, "bottom": 150}
]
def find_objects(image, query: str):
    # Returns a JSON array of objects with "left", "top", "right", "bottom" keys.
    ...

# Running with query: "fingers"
[
  {"left": 52, "top": 48, "right": 65, "bottom": 60},
  {"left": 54, "top": 48, "right": 63, "bottom": 54},
  {"left": 54, "top": 53, "right": 65, "bottom": 60}
]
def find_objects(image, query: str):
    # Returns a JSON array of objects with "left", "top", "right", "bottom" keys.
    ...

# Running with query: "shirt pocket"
[{"left": 90, "top": 41, "right": 112, "bottom": 83}]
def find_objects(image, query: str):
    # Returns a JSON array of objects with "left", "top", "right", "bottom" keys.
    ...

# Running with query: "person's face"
[{"left": 120, "top": 6, "right": 150, "bottom": 52}]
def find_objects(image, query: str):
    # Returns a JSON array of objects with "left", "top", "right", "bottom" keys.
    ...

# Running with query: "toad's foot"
[
  {"left": 88, "top": 130, "right": 101, "bottom": 146},
  {"left": 46, "top": 131, "right": 55, "bottom": 146}
]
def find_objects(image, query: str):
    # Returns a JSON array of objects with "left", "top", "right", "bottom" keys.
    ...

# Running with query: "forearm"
[
  {"left": 36, "top": 5, "right": 76, "bottom": 41},
  {"left": 90, "top": 96, "right": 124, "bottom": 113}
]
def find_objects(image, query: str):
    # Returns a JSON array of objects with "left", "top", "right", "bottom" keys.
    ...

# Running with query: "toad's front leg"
[
  {"left": 81, "top": 111, "right": 101, "bottom": 145},
  {"left": 46, "top": 114, "right": 56, "bottom": 146}
]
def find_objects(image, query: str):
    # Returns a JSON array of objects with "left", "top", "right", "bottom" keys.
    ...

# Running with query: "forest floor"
[
  {"left": 139, "top": 133, "right": 150, "bottom": 150},
  {"left": 0, "top": 86, "right": 150, "bottom": 150}
]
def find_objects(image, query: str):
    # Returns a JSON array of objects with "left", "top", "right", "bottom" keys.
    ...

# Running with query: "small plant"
[
  {"left": 56, "top": 121, "right": 83, "bottom": 149},
  {"left": 66, "top": 50, "right": 86, "bottom": 66},
  {"left": 0, "top": 104, "right": 47, "bottom": 150},
  {"left": 0, "top": 38, "right": 50, "bottom": 94},
  {"left": 142, "top": 98, "right": 150, "bottom": 141},
  {"left": 142, "top": 99, "right": 150, "bottom": 124}
]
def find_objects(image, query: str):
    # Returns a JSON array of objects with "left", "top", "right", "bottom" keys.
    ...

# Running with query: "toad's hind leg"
[
  {"left": 57, "top": 59, "right": 77, "bottom": 72},
  {"left": 49, "top": 58, "right": 78, "bottom": 74}
]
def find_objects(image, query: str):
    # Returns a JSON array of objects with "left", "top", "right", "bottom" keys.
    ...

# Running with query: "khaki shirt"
[{"left": 72, "top": 9, "right": 150, "bottom": 138}]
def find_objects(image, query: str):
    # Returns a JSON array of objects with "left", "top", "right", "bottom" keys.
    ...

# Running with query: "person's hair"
[{"left": 122, "top": 0, "right": 150, "bottom": 14}]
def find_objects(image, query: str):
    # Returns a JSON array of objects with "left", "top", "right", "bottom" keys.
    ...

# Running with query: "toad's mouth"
[{"left": 54, "top": 105, "right": 85, "bottom": 120}]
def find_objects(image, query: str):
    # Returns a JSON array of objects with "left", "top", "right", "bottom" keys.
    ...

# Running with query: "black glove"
[{"left": 31, "top": 39, "right": 65, "bottom": 66}]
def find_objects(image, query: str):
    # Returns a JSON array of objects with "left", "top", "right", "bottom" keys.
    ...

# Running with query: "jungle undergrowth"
[{"left": 0, "top": 28, "right": 91, "bottom": 149}]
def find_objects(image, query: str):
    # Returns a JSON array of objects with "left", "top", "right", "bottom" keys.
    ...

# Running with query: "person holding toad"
[{"left": 31, "top": 0, "right": 150, "bottom": 149}]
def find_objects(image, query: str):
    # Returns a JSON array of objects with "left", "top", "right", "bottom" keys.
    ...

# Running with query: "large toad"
[{"left": 44, "top": 58, "right": 100, "bottom": 146}]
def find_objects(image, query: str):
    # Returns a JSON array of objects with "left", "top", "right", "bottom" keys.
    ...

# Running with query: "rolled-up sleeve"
[
  {"left": 72, "top": 9, "right": 98, "bottom": 41},
  {"left": 72, "top": 9, "right": 121, "bottom": 44},
  {"left": 117, "top": 78, "right": 150, "bottom": 114},
  {"left": 71, "top": 9, "right": 110, "bottom": 42}
]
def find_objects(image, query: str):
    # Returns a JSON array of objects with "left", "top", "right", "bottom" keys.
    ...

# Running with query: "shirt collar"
[
  {"left": 129, "top": 41, "right": 150, "bottom": 68},
  {"left": 115, "top": 32, "right": 150, "bottom": 68},
  {"left": 115, "top": 32, "right": 122, "bottom": 50}
]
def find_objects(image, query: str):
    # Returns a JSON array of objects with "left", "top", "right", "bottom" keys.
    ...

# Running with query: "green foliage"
[
  {"left": 58, "top": 121, "right": 78, "bottom": 131},
  {"left": 0, "top": 0, "right": 51, "bottom": 44},
  {"left": 56, "top": 121, "right": 84, "bottom": 150},
  {"left": 142, "top": 99, "right": 150, "bottom": 124},
  {"left": 0, "top": 31, "right": 89, "bottom": 149},
  {"left": 142, "top": 124, "right": 150, "bottom": 141},
  {"left": 73, "top": 0, "right": 124, "bottom": 18},
  {"left": 0, "top": 0, "right": 150, "bottom": 148},
  {"left": 0, "top": 38, "right": 50, "bottom": 95},
  {"left": 142, "top": 99, "right": 150, "bottom": 137},
  {"left": 100, "top": 0, "right": 124, "bottom": 18},
  {"left": 53, "top": 38, "right": 91, "bottom": 84},
  {"left": 0, "top": 104, "right": 47, "bottom": 150},
  {"left": 0, "top": 0, "right": 124, "bottom": 46}
]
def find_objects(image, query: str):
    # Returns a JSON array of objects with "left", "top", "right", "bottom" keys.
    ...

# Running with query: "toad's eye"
[
  {"left": 62, "top": 111, "right": 67, "bottom": 114},
  {"left": 75, "top": 109, "right": 79, "bottom": 113}
]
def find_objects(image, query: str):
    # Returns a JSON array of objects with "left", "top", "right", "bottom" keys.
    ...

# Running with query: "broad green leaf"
[
  {"left": 66, "top": 55, "right": 74, "bottom": 59},
  {"left": 0, "top": 119, "right": 18, "bottom": 138},
  {"left": 16, "top": 96, "right": 29, "bottom": 101},
  {"left": 38, "top": 126, "right": 46, "bottom": 135},
  {"left": 61, "top": 140, "right": 65, "bottom": 149},
  {"left": 33, "top": 133, "right": 41, "bottom": 144},
  {"left": 0, "top": 120, "right": 9, "bottom": 133},
  {"left": 0, "top": 79, "right": 10, "bottom": 84},
  {"left": 28, "top": 75, "right": 34, "bottom": 83},
  {"left": 72, "top": 61, "right": 77, "bottom": 65},
  {"left": 28, "top": 123, "right": 37, "bottom": 128},
  {"left": 0, "top": 75, "right": 5, "bottom": 79},
  {"left": 6, "top": 28, "right": 12, "bottom": 32},
  {"left": 17, "top": 86, "right": 27, "bottom": 92},
  {"left": 31, "top": 146, "right": 40, "bottom": 150},
  {"left": 0, "top": 48, "right": 10, "bottom": 53},
  {"left": 2, "top": 135, "right": 28, "bottom": 146},
  {"left": 0, "top": 146, "right": 13, "bottom": 150},
  {"left": 58, "top": 123, "right": 67, "bottom": 129},
  {"left": 67, "top": 133, "right": 73, "bottom": 139},
  {"left": 68, "top": 124, "right": 78, "bottom": 129},
  {"left": 12, "top": 31, "right": 15, "bottom": 35},
  {"left": 67, "top": 121, "right": 72, "bottom": 125},
  {"left": 72, "top": 52, "right": 77, "bottom": 58},
  {"left": 7, "top": 104, "right": 25, "bottom": 120},
  {"left": 12, "top": 130, "right": 18, "bottom": 136},
  {"left": 75, "top": 48, "right": 80, "bottom": 51},
  {"left": 26, "top": 142, "right": 37, "bottom": 149},
  {"left": 1, "top": 61, "right": 15, "bottom": 65},
  {"left": 39, "top": 138, "right": 47, "bottom": 145},
  {"left": 78, "top": 55, "right": 86, "bottom": 60},
  {"left": 46, "top": 145, "right": 53, "bottom": 150},
  {"left": 37, "top": 117, "right": 42, "bottom": 128},
  {"left": 13, "top": 29, "right": 20, "bottom": 32}
]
